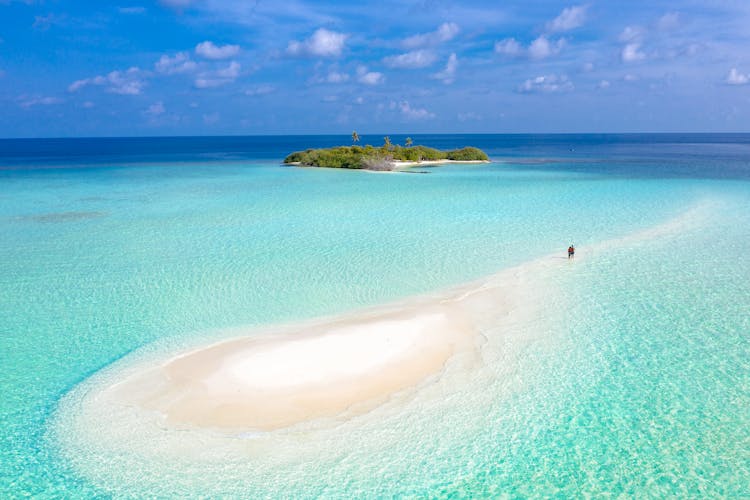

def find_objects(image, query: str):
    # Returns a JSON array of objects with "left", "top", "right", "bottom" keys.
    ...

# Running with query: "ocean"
[{"left": 1, "top": 134, "right": 749, "bottom": 497}]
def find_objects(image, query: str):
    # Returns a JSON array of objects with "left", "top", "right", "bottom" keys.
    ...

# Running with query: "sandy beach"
[
  {"left": 389, "top": 159, "right": 490, "bottom": 169},
  {"left": 286, "top": 159, "right": 490, "bottom": 171},
  {"left": 111, "top": 307, "right": 475, "bottom": 430}
]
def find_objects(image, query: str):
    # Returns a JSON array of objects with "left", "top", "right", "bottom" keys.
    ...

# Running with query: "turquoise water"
[{"left": 1, "top": 135, "right": 749, "bottom": 496}]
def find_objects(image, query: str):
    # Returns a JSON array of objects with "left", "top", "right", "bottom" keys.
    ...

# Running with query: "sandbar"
[
  {"left": 110, "top": 304, "right": 477, "bottom": 431},
  {"left": 80, "top": 199, "right": 711, "bottom": 435}
]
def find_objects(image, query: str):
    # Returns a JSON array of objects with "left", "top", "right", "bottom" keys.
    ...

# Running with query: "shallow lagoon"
[{"left": 1, "top": 135, "right": 749, "bottom": 496}]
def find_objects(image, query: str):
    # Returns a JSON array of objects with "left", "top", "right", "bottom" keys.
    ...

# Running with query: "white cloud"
[
  {"left": 203, "top": 112, "right": 219, "bottom": 125},
  {"left": 286, "top": 28, "right": 347, "bottom": 58},
  {"left": 496, "top": 36, "right": 564, "bottom": 59},
  {"left": 155, "top": 52, "right": 197, "bottom": 74},
  {"left": 597, "top": 79, "right": 611, "bottom": 89},
  {"left": 458, "top": 112, "right": 482, "bottom": 122},
  {"left": 160, "top": 0, "right": 191, "bottom": 8},
  {"left": 494, "top": 38, "right": 522, "bottom": 56},
  {"left": 356, "top": 66, "right": 384, "bottom": 85},
  {"left": 518, "top": 74, "right": 573, "bottom": 93},
  {"left": 118, "top": 6, "right": 146, "bottom": 14},
  {"left": 657, "top": 12, "right": 680, "bottom": 31},
  {"left": 194, "top": 61, "right": 241, "bottom": 88},
  {"left": 323, "top": 71, "right": 349, "bottom": 83},
  {"left": 528, "top": 36, "right": 564, "bottom": 59},
  {"left": 33, "top": 13, "right": 64, "bottom": 31},
  {"left": 546, "top": 5, "right": 588, "bottom": 33},
  {"left": 726, "top": 68, "right": 750, "bottom": 85},
  {"left": 681, "top": 43, "right": 701, "bottom": 58},
  {"left": 18, "top": 95, "right": 63, "bottom": 108},
  {"left": 82, "top": 101, "right": 95, "bottom": 108},
  {"left": 68, "top": 67, "right": 145, "bottom": 95},
  {"left": 245, "top": 85, "right": 276, "bottom": 96},
  {"left": 194, "top": 78, "right": 221, "bottom": 89},
  {"left": 622, "top": 43, "right": 646, "bottom": 62},
  {"left": 398, "top": 101, "right": 435, "bottom": 120},
  {"left": 618, "top": 26, "right": 647, "bottom": 63},
  {"left": 619, "top": 26, "right": 644, "bottom": 43},
  {"left": 195, "top": 41, "right": 240, "bottom": 60},
  {"left": 68, "top": 80, "right": 88, "bottom": 92},
  {"left": 145, "top": 101, "right": 165, "bottom": 116},
  {"left": 384, "top": 49, "right": 437, "bottom": 69},
  {"left": 310, "top": 70, "right": 349, "bottom": 84},
  {"left": 431, "top": 53, "right": 458, "bottom": 84},
  {"left": 402, "top": 22, "right": 460, "bottom": 49},
  {"left": 216, "top": 61, "right": 240, "bottom": 78}
]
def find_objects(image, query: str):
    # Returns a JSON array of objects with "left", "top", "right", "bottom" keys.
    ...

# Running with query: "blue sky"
[{"left": 1, "top": 0, "right": 749, "bottom": 137}]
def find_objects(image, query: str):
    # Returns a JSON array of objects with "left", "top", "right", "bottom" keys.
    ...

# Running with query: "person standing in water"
[{"left": 568, "top": 244, "right": 575, "bottom": 259}]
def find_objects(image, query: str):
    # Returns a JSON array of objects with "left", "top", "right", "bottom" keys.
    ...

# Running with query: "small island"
[{"left": 284, "top": 133, "right": 489, "bottom": 171}]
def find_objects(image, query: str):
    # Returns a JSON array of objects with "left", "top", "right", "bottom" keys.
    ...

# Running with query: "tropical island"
[{"left": 284, "top": 132, "right": 490, "bottom": 171}]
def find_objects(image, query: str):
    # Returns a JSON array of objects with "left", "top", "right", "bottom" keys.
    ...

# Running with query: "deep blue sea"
[
  {"left": 3, "top": 133, "right": 750, "bottom": 178},
  {"left": 1, "top": 134, "right": 749, "bottom": 497}
]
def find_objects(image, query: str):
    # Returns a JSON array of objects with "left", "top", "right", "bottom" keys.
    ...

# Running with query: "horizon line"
[{"left": 2, "top": 131, "right": 750, "bottom": 141}]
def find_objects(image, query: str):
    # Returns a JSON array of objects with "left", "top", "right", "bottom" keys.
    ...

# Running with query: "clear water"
[{"left": 1, "top": 135, "right": 749, "bottom": 496}]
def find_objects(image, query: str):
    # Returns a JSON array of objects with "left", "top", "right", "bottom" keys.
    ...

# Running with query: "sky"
[{"left": 1, "top": 0, "right": 750, "bottom": 137}]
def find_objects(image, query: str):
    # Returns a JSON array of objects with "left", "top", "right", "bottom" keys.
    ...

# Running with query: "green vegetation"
[{"left": 284, "top": 142, "right": 489, "bottom": 170}]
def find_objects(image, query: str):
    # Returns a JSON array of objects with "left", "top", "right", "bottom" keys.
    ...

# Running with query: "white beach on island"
[
  {"left": 389, "top": 159, "right": 490, "bottom": 169},
  {"left": 285, "top": 159, "right": 490, "bottom": 171}
]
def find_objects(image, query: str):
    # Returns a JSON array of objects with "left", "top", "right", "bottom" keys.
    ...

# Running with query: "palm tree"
[
  {"left": 352, "top": 131, "right": 360, "bottom": 144},
  {"left": 383, "top": 136, "right": 392, "bottom": 151},
  {"left": 405, "top": 137, "right": 413, "bottom": 148}
]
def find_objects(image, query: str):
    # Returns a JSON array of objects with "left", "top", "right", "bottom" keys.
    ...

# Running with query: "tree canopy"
[{"left": 284, "top": 144, "right": 489, "bottom": 170}]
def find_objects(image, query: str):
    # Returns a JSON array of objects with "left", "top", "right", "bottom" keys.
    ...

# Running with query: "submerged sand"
[
  {"left": 46, "top": 200, "right": 718, "bottom": 499},
  {"left": 66, "top": 200, "right": 714, "bottom": 436},
  {"left": 94, "top": 246, "right": 557, "bottom": 433}
]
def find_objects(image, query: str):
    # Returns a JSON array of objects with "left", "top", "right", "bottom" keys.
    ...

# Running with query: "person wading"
[{"left": 568, "top": 244, "right": 575, "bottom": 259}]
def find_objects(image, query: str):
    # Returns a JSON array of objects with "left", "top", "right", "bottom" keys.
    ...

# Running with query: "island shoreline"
[
  {"left": 283, "top": 143, "right": 490, "bottom": 170},
  {"left": 285, "top": 159, "right": 491, "bottom": 171}
]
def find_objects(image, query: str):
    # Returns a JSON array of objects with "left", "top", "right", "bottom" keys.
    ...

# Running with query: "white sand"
[
  {"left": 204, "top": 314, "right": 445, "bottom": 389},
  {"left": 389, "top": 159, "right": 489, "bottom": 169},
  {"left": 286, "top": 159, "right": 490, "bottom": 171},
  {"left": 111, "top": 304, "right": 476, "bottom": 431}
]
